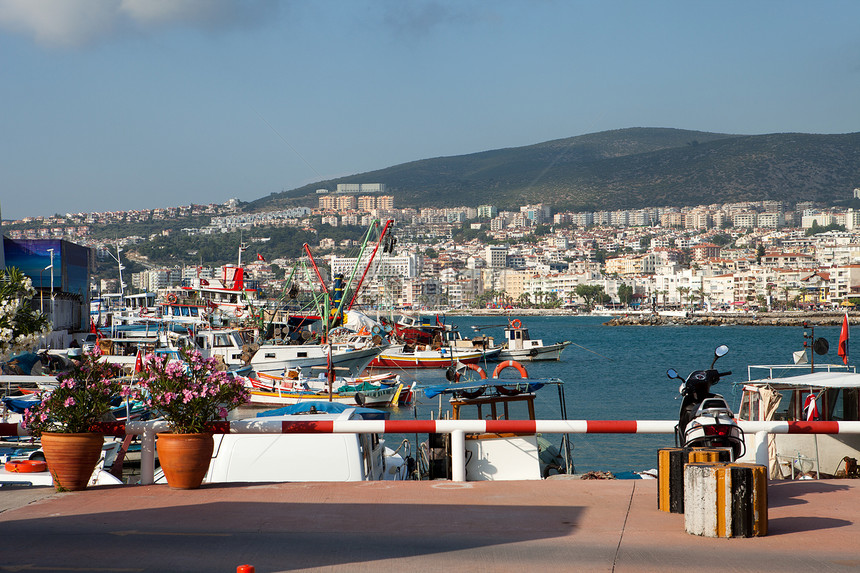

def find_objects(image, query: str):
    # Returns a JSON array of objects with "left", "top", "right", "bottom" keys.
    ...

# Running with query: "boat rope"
[{"left": 568, "top": 341, "right": 613, "bottom": 362}]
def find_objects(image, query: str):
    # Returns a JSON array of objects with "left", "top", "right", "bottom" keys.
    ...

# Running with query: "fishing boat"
[
  {"left": 248, "top": 342, "right": 387, "bottom": 378},
  {"left": 736, "top": 362, "right": 860, "bottom": 479},
  {"left": 421, "top": 361, "right": 571, "bottom": 480},
  {"left": 496, "top": 319, "right": 571, "bottom": 361},
  {"left": 180, "top": 402, "right": 411, "bottom": 483},
  {"left": 368, "top": 344, "right": 486, "bottom": 369}
]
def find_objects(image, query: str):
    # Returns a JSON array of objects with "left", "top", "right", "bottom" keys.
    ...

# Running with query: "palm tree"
[{"left": 677, "top": 286, "right": 691, "bottom": 310}]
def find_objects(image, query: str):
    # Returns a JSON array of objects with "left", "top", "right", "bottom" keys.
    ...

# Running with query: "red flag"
[
  {"left": 199, "top": 279, "right": 209, "bottom": 286},
  {"left": 257, "top": 253, "right": 265, "bottom": 262},
  {"left": 134, "top": 350, "right": 144, "bottom": 374},
  {"left": 839, "top": 312, "right": 850, "bottom": 365}
]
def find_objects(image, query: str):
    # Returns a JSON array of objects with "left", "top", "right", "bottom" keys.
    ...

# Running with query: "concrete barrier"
[{"left": 684, "top": 462, "right": 767, "bottom": 538}]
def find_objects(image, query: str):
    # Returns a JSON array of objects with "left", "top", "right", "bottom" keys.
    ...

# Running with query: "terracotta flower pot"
[
  {"left": 156, "top": 433, "right": 214, "bottom": 489},
  {"left": 40, "top": 432, "right": 104, "bottom": 491}
]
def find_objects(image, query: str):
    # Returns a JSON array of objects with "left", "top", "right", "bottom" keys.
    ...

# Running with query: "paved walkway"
[{"left": 1, "top": 478, "right": 859, "bottom": 572}]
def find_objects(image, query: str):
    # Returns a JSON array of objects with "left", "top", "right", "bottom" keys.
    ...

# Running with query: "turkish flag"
[
  {"left": 257, "top": 253, "right": 265, "bottom": 262},
  {"left": 838, "top": 312, "right": 850, "bottom": 365},
  {"left": 134, "top": 350, "right": 144, "bottom": 374}
]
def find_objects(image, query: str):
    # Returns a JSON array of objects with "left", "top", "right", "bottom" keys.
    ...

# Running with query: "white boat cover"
[{"left": 747, "top": 370, "right": 860, "bottom": 389}]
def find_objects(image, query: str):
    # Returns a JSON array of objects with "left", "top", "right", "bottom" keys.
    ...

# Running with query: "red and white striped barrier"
[{"left": 6, "top": 420, "right": 860, "bottom": 484}]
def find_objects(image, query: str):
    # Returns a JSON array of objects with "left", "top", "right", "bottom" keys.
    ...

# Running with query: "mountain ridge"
[{"left": 246, "top": 128, "right": 860, "bottom": 212}]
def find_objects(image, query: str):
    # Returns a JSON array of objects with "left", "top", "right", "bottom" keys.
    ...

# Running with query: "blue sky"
[{"left": 2, "top": 0, "right": 859, "bottom": 220}]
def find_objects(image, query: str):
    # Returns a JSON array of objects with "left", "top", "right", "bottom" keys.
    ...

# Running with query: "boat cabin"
[{"left": 736, "top": 366, "right": 860, "bottom": 478}]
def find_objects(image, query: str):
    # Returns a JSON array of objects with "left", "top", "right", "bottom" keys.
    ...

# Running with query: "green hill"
[{"left": 246, "top": 128, "right": 860, "bottom": 212}]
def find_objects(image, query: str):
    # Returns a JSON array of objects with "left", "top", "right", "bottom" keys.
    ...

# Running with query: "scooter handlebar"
[{"left": 718, "top": 371, "right": 732, "bottom": 377}]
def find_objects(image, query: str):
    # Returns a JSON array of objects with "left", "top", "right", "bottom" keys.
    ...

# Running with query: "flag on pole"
[
  {"left": 838, "top": 312, "right": 850, "bottom": 365},
  {"left": 134, "top": 349, "right": 144, "bottom": 374},
  {"left": 257, "top": 253, "right": 266, "bottom": 262}
]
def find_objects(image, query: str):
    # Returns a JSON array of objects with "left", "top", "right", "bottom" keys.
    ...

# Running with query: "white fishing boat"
[
  {"left": 496, "top": 320, "right": 571, "bottom": 361},
  {"left": 736, "top": 362, "right": 860, "bottom": 478},
  {"left": 421, "top": 362, "right": 571, "bottom": 481},
  {"left": 249, "top": 342, "right": 387, "bottom": 378}
]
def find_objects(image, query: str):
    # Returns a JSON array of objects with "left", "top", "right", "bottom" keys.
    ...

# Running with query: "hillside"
[{"left": 246, "top": 128, "right": 860, "bottom": 212}]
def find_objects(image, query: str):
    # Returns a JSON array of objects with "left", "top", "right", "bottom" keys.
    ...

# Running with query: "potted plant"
[
  {"left": 23, "top": 348, "right": 127, "bottom": 491},
  {"left": 135, "top": 348, "right": 249, "bottom": 489}
]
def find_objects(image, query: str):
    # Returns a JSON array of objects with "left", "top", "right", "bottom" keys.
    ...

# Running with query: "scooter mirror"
[
  {"left": 714, "top": 345, "right": 729, "bottom": 358},
  {"left": 666, "top": 368, "right": 679, "bottom": 379}
]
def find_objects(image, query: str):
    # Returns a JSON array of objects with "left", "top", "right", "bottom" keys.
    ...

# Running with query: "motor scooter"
[{"left": 667, "top": 344, "right": 745, "bottom": 460}]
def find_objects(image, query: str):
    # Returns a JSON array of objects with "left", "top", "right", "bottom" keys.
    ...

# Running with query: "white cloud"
[{"left": 0, "top": 0, "right": 277, "bottom": 48}]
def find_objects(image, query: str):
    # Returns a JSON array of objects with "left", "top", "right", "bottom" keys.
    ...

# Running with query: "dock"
[{"left": 1, "top": 478, "right": 859, "bottom": 572}]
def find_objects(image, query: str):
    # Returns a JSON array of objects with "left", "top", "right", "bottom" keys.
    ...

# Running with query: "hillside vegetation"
[{"left": 247, "top": 128, "right": 860, "bottom": 212}]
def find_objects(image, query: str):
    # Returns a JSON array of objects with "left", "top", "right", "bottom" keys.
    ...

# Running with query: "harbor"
[{"left": 2, "top": 478, "right": 860, "bottom": 572}]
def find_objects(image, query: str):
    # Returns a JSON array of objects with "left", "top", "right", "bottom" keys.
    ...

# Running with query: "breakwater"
[{"left": 603, "top": 311, "right": 851, "bottom": 327}]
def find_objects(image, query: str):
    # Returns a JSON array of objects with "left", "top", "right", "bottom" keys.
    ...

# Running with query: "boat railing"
[{"left": 747, "top": 363, "right": 856, "bottom": 381}]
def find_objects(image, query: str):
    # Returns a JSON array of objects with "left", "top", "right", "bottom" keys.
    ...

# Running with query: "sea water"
[{"left": 385, "top": 315, "right": 848, "bottom": 474}]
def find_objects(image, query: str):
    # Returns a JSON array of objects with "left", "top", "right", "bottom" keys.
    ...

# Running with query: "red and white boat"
[{"left": 368, "top": 344, "right": 487, "bottom": 369}]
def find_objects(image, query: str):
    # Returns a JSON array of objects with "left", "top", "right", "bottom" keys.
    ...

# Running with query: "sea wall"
[{"left": 603, "top": 312, "right": 850, "bottom": 327}]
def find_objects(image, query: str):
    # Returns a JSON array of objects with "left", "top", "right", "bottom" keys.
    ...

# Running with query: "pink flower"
[{"left": 64, "top": 397, "right": 76, "bottom": 407}]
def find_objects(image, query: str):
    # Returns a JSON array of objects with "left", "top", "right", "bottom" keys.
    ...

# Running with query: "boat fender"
[
  {"left": 528, "top": 348, "right": 539, "bottom": 357},
  {"left": 510, "top": 319, "right": 522, "bottom": 329},
  {"left": 355, "top": 392, "right": 366, "bottom": 406},
  {"left": 4, "top": 460, "right": 48, "bottom": 473},
  {"left": 167, "top": 294, "right": 178, "bottom": 304},
  {"left": 492, "top": 360, "right": 528, "bottom": 379}
]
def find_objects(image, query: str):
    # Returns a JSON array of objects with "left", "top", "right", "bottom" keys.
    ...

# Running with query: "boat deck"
[{"left": 1, "top": 478, "right": 859, "bottom": 572}]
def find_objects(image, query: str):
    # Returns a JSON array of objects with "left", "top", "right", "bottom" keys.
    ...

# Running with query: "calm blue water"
[{"left": 385, "top": 315, "right": 848, "bottom": 474}]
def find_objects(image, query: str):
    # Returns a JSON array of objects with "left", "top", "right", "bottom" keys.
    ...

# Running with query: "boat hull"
[
  {"left": 250, "top": 345, "right": 385, "bottom": 377},
  {"left": 369, "top": 348, "right": 483, "bottom": 369},
  {"left": 497, "top": 342, "right": 570, "bottom": 361}
]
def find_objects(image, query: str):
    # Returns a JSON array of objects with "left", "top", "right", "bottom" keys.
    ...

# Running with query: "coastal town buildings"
[{"left": 8, "top": 195, "right": 860, "bottom": 314}]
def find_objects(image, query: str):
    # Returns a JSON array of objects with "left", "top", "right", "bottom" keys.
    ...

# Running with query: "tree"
[
  {"left": 617, "top": 284, "right": 634, "bottom": 306},
  {"left": 0, "top": 268, "right": 51, "bottom": 362},
  {"left": 677, "top": 286, "right": 691, "bottom": 309},
  {"left": 755, "top": 244, "right": 765, "bottom": 264},
  {"left": 574, "top": 284, "right": 606, "bottom": 311}
]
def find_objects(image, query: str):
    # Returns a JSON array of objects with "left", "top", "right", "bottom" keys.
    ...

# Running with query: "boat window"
[
  {"left": 265, "top": 353, "right": 275, "bottom": 358},
  {"left": 769, "top": 390, "right": 795, "bottom": 421},
  {"left": 297, "top": 352, "right": 307, "bottom": 358},
  {"left": 825, "top": 388, "right": 860, "bottom": 421},
  {"left": 181, "top": 307, "right": 190, "bottom": 316},
  {"left": 190, "top": 308, "right": 198, "bottom": 316},
  {"left": 738, "top": 390, "right": 759, "bottom": 421},
  {"left": 845, "top": 389, "right": 860, "bottom": 421},
  {"left": 214, "top": 334, "right": 231, "bottom": 347}
]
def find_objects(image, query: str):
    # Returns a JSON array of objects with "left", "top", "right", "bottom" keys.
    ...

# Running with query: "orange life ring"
[
  {"left": 139, "top": 307, "right": 148, "bottom": 315},
  {"left": 453, "top": 363, "right": 488, "bottom": 383},
  {"left": 510, "top": 319, "right": 522, "bottom": 329},
  {"left": 4, "top": 460, "right": 48, "bottom": 473},
  {"left": 235, "top": 307, "right": 244, "bottom": 317},
  {"left": 167, "top": 294, "right": 178, "bottom": 304},
  {"left": 492, "top": 360, "right": 528, "bottom": 379}
]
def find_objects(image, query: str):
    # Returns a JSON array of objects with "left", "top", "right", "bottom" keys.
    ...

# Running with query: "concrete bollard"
[
  {"left": 684, "top": 462, "right": 768, "bottom": 538},
  {"left": 658, "top": 447, "right": 732, "bottom": 513}
]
